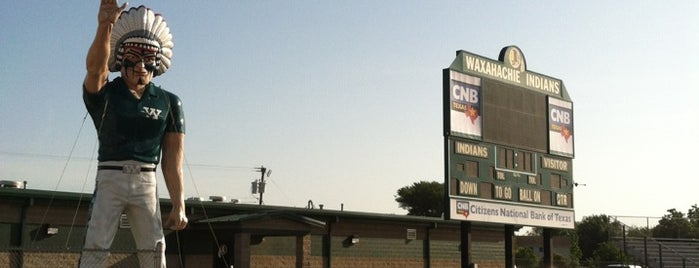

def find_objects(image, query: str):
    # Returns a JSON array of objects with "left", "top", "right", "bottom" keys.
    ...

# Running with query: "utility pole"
[{"left": 255, "top": 166, "right": 270, "bottom": 205}]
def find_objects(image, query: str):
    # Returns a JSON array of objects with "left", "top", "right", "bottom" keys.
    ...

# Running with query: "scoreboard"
[{"left": 443, "top": 46, "right": 575, "bottom": 229}]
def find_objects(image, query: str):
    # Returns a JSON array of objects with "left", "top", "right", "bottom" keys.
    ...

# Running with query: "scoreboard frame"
[{"left": 443, "top": 46, "right": 575, "bottom": 229}]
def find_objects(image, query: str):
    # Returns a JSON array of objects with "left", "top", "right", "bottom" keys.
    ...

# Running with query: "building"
[{"left": 1, "top": 186, "right": 544, "bottom": 268}]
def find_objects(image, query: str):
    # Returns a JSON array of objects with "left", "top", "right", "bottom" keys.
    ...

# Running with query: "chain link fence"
[{"left": 611, "top": 215, "right": 662, "bottom": 235}]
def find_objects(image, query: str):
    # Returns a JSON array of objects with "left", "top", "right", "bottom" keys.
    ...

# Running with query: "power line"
[
  {"left": 0, "top": 151, "right": 255, "bottom": 171},
  {"left": 0, "top": 151, "right": 89, "bottom": 160},
  {"left": 185, "top": 164, "right": 256, "bottom": 170}
]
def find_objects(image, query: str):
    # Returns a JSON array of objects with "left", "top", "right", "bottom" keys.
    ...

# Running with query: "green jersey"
[{"left": 83, "top": 77, "right": 185, "bottom": 164}]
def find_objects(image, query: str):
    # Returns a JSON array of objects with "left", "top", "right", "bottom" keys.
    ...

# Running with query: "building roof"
[{"left": 0, "top": 187, "right": 471, "bottom": 228}]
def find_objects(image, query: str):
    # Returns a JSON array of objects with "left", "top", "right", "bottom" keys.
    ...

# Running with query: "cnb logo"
[
  {"left": 550, "top": 108, "right": 571, "bottom": 125},
  {"left": 452, "top": 82, "right": 479, "bottom": 105},
  {"left": 456, "top": 201, "right": 470, "bottom": 218}
]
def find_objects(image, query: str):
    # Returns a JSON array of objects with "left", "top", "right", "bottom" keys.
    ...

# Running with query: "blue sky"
[{"left": 1, "top": 1, "right": 698, "bottom": 226}]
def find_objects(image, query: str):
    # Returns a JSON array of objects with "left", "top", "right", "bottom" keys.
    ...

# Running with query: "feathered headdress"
[{"left": 108, "top": 5, "right": 173, "bottom": 76}]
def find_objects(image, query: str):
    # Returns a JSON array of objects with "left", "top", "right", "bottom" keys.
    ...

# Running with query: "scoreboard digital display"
[
  {"left": 443, "top": 46, "right": 575, "bottom": 229},
  {"left": 482, "top": 78, "right": 548, "bottom": 153}
]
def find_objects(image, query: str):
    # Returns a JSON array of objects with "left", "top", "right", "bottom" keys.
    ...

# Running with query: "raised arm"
[
  {"left": 161, "top": 132, "right": 188, "bottom": 230},
  {"left": 84, "top": 0, "right": 127, "bottom": 94}
]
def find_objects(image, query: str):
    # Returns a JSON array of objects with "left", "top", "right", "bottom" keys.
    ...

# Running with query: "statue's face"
[{"left": 120, "top": 45, "right": 159, "bottom": 87}]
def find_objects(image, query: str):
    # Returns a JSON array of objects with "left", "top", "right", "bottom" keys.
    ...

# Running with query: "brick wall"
[{"left": 331, "top": 256, "right": 424, "bottom": 268}]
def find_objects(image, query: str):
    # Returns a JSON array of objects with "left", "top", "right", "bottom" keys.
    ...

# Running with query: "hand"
[
  {"left": 165, "top": 207, "right": 188, "bottom": 231},
  {"left": 98, "top": 0, "right": 128, "bottom": 25}
]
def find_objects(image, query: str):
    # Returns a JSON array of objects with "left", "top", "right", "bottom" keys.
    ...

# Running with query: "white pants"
[{"left": 79, "top": 160, "right": 166, "bottom": 268}]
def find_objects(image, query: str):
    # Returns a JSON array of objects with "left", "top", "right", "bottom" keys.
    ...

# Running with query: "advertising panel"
[
  {"left": 548, "top": 97, "right": 574, "bottom": 157},
  {"left": 448, "top": 70, "right": 482, "bottom": 139},
  {"left": 450, "top": 198, "right": 574, "bottom": 229}
]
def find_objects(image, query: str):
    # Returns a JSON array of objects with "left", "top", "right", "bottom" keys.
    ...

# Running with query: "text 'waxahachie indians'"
[{"left": 2, "top": 1, "right": 699, "bottom": 268}]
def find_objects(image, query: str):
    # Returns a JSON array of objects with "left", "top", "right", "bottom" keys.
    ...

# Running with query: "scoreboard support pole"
[
  {"left": 460, "top": 221, "right": 472, "bottom": 268},
  {"left": 505, "top": 225, "right": 515, "bottom": 268},
  {"left": 543, "top": 228, "right": 553, "bottom": 268}
]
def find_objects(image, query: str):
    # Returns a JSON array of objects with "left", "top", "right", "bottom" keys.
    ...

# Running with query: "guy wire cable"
[
  {"left": 31, "top": 111, "right": 91, "bottom": 245},
  {"left": 162, "top": 91, "right": 227, "bottom": 267},
  {"left": 60, "top": 98, "right": 112, "bottom": 248},
  {"left": 64, "top": 136, "right": 100, "bottom": 249},
  {"left": 183, "top": 154, "right": 229, "bottom": 268},
  {"left": 53, "top": 97, "right": 110, "bottom": 250}
]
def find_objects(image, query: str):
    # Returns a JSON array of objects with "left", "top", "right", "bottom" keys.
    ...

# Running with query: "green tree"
[
  {"left": 569, "top": 228, "right": 583, "bottom": 267},
  {"left": 588, "top": 242, "right": 626, "bottom": 267},
  {"left": 553, "top": 253, "right": 567, "bottom": 268},
  {"left": 687, "top": 204, "right": 699, "bottom": 238},
  {"left": 394, "top": 181, "right": 443, "bottom": 217},
  {"left": 515, "top": 246, "right": 539, "bottom": 268},
  {"left": 526, "top": 227, "right": 581, "bottom": 267},
  {"left": 528, "top": 226, "right": 571, "bottom": 237},
  {"left": 576, "top": 215, "right": 623, "bottom": 261},
  {"left": 626, "top": 226, "right": 651, "bottom": 237},
  {"left": 652, "top": 208, "right": 692, "bottom": 238},
  {"left": 688, "top": 204, "right": 699, "bottom": 223}
]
